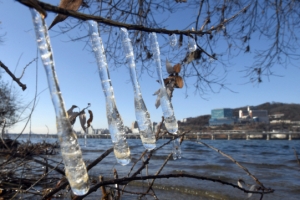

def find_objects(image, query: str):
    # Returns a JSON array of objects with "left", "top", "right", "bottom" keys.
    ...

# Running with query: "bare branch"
[
  {"left": 198, "top": 141, "right": 266, "bottom": 189},
  {"left": 16, "top": 0, "right": 248, "bottom": 37},
  {"left": 0, "top": 61, "right": 27, "bottom": 91}
]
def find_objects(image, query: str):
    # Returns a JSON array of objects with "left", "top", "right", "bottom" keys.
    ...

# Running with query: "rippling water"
[{"left": 15, "top": 136, "right": 300, "bottom": 200}]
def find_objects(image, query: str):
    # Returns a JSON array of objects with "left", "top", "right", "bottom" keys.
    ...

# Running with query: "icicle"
[
  {"left": 87, "top": 20, "right": 131, "bottom": 165},
  {"left": 149, "top": 32, "right": 181, "bottom": 159},
  {"left": 188, "top": 35, "right": 197, "bottom": 52},
  {"left": 120, "top": 28, "right": 156, "bottom": 150},
  {"left": 30, "top": 9, "right": 89, "bottom": 195},
  {"left": 169, "top": 33, "right": 177, "bottom": 47}
]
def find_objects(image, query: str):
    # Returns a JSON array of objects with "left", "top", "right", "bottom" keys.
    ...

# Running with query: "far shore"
[{"left": 7, "top": 131, "right": 300, "bottom": 140}]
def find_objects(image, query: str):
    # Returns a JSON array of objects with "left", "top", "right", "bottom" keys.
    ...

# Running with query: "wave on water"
[{"left": 17, "top": 137, "right": 300, "bottom": 200}]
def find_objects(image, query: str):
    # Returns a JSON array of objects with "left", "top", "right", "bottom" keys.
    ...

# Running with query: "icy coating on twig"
[
  {"left": 87, "top": 20, "right": 131, "bottom": 165},
  {"left": 30, "top": 9, "right": 89, "bottom": 195},
  {"left": 120, "top": 28, "right": 156, "bottom": 150},
  {"left": 149, "top": 32, "right": 181, "bottom": 159}
]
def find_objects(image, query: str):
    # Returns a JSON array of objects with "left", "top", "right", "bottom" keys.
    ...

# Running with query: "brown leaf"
[
  {"left": 87, "top": 110, "right": 93, "bottom": 128},
  {"left": 175, "top": 76, "right": 184, "bottom": 88},
  {"left": 173, "top": 63, "right": 181, "bottom": 73}
]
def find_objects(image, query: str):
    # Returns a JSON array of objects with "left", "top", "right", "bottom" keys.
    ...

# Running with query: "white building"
[{"left": 239, "top": 106, "right": 269, "bottom": 123}]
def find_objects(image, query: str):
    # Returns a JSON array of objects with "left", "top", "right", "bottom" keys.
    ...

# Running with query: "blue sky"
[{"left": 1, "top": 1, "right": 299, "bottom": 134}]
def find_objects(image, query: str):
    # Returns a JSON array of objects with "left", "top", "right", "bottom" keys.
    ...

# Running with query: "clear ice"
[
  {"left": 87, "top": 20, "right": 131, "bottom": 165},
  {"left": 188, "top": 35, "right": 197, "bottom": 52},
  {"left": 169, "top": 33, "right": 177, "bottom": 47},
  {"left": 120, "top": 28, "right": 156, "bottom": 150},
  {"left": 30, "top": 9, "right": 89, "bottom": 195},
  {"left": 149, "top": 32, "right": 181, "bottom": 159}
]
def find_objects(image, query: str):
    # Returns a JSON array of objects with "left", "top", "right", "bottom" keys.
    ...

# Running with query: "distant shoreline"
[{"left": 7, "top": 131, "right": 300, "bottom": 140}]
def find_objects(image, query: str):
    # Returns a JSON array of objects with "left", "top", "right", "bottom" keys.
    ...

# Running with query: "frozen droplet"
[
  {"left": 169, "top": 34, "right": 177, "bottom": 47},
  {"left": 188, "top": 36, "right": 197, "bottom": 52}
]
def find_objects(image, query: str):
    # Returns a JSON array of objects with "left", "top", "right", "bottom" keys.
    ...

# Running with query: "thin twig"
[
  {"left": 0, "top": 61, "right": 27, "bottom": 91},
  {"left": 11, "top": 54, "right": 39, "bottom": 146},
  {"left": 126, "top": 150, "right": 148, "bottom": 177},
  {"left": 87, "top": 147, "right": 113, "bottom": 171},
  {"left": 198, "top": 141, "right": 266, "bottom": 189},
  {"left": 114, "top": 169, "right": 120, "bottom": 200},
  {"left": 141, "top": 153, "right": 173, "bottom": 198},
  {"left": 31, "top": 157, "right": 65, "bottom": 175},
  {"left": 42, "top": 147, "right": 113, "bottom": 200},
  {"left": 73, "top": 173, "right": 274, "bottom": 200},
  {"left": 155, "top": 117, "right": 164, "bottom": 140},
  {"left": 25, "top": 160, "right": 63, "bottom": 192},
  {"left": 154, "top": 131, "right": 188, "bottom": 152},
  {"left": 0, "top": 119, "right": 10, "bottom": 150},
  {"left": 18, "top": 58, "right": 36, "bottom": 80}
]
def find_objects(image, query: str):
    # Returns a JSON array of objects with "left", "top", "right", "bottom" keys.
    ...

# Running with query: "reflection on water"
[{"left": 10, "top": 135, "right": 300, "bottom": 200}]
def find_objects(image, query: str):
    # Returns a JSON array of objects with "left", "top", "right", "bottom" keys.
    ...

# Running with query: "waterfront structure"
[
  {"left": 93, "top": 128, "right": 109, "bottom": 134},
  {"left": 209, "top": 108, "right": 235, "bottom": 126}
]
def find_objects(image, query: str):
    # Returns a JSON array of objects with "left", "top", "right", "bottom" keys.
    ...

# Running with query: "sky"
[{"left": 0, "top": 1, "right": 299, "bottom": 134}]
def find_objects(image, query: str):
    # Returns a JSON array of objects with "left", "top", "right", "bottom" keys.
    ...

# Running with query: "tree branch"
[
  {"left": 73, "top": 173, "right": 274, "bottom": 200},
  {"left": 41, "top": 147, "right": 114, "bottom": 200},
  {"left": 16, "top": 0, "right": 249, "bottom": 37},
  {"left": 0, "top": 61, "right": 27, "bottom": 91},
  {"left": 198, "top": 141, "right": 266, "bottom": 189}
]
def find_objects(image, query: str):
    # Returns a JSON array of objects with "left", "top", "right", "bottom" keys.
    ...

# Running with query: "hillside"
[
  {"left": 233, "top": 102, "right": 300, "bottom": 121},
  {"left": 178, "top": 102, "right": 300, "bottom": 131}
]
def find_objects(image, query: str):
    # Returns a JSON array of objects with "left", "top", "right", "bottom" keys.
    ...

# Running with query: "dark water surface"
[{"left": 14, "top": 136, "right": 300, "bottom": 200}]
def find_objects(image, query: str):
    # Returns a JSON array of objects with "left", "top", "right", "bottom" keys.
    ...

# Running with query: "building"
[
  {"left": 239, "top": 110, "right": 250, "bottom": 118},
  {"left": 239, "top": 106, "right": 269, "bottom": 123},
  {"left": 209, "top": 108, "right": 235, "bottom": 126},
  {"left": 269, "top": 113, "right": 285, "bottom": 119},
  {"left": 93, "top": 128, "right": 109, "bottom": 134},
  {"left": 209, "top": 118, "right": 235, "bottom": 126},
  {"left": 181, "top": 118, "right": 187, "bottom": 123},
  {"left": 211, "top": 108, "right": 233, "bottom": 118}
]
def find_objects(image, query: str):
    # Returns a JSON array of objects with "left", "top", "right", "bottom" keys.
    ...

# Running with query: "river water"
[{"left": 13, "top": 136, "right": 300, "bottom": 200}]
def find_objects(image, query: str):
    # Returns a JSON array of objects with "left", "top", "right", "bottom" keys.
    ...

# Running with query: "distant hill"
[{"left": 178, "top": 102, "right": 300, "bottom": 129}]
